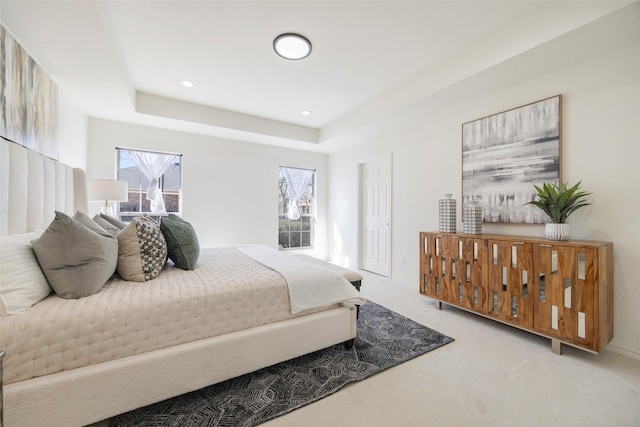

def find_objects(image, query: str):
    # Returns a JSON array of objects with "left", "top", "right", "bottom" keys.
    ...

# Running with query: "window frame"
[
  {"left": 278, "top": 166, "right": 316, "bottom": 250},
  {"left": 116, "top": 147, "right": 183, "bottom": 221}
]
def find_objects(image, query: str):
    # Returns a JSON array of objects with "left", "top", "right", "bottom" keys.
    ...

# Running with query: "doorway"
[{"left": 359, "top": 152, "right": 392, "bottom": 277}]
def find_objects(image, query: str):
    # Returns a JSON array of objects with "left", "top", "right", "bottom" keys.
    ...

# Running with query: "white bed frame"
[{"left": 0, "top": 139, "right": 357, "bottom": 427}]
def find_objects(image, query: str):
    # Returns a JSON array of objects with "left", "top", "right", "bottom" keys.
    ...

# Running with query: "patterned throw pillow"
[{"left": 116, "top": 216, "right": 168, "bottom": 281}]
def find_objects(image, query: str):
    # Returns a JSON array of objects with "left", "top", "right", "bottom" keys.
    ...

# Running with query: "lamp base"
[{"left": 99, "top": 205, "right": 114, "bottom": 217}]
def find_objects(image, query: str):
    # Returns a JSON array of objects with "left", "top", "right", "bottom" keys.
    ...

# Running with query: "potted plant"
[{"left": 526, "top": 181, "right": 592, "bottom": 240}]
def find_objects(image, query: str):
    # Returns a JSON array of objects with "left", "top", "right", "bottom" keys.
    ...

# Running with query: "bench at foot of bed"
[{"left": 293, "top": 255, "right": 363, "bottom": 291}]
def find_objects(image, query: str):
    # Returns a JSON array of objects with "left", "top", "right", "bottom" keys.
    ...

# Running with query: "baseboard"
[
  {"left": 391, "top": 277, "right": 417, "bottom": 289},
  {"left": 605, "top": 343, "right": 640, "bottom": 360}
]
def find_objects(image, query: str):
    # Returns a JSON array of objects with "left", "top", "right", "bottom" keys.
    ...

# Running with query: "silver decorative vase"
[
  {"left": 463, "top": 201, "right": 483, "bottom": 234},
  {"left": 545, "top": 223, "right": 571, "bottom": 241},
  {"left": 439, "top": 194, "right": 456, "bottom": 233}
]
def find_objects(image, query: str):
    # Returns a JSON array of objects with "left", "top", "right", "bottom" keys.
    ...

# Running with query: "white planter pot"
[{"left": 545, "top": 223, "right": 571, "bottom": 241}]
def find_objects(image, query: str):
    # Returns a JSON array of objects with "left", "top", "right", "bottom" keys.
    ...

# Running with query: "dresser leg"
[
  {"left": 1, "top": 349, "right": 4, "bottom": 427},
  {"left": 551, "top": 339, "right": 563, "bottom": 355},
  {"left": 435, "top": 301, "right": 442, "bottom": 310}
]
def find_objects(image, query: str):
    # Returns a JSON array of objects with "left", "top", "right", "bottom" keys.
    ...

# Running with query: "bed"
[{"left": 0, "top": 139, "right": 364, "bottom": 427}]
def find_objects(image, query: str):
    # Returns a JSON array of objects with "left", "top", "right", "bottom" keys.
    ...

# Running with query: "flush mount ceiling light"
[
  {"left": 180, "top": 80, "right": 194, "bottom": 88},
  {"left": 273, "top": 33, "right": 312, "bottom": 60}
]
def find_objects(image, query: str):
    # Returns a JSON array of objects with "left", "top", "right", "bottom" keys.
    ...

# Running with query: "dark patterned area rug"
[{"left": 109, "top": 302, "right": 454, "bottom": 427}]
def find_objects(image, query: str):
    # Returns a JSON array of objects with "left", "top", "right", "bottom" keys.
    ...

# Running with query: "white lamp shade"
[{"left": 88, "top": 179, "right": 128, "bottom": 202}]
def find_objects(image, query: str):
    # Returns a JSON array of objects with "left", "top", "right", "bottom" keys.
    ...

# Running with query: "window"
[
  {"left": 278, "top": 166, "right": 315, "bottom": 249},
  {"left": 116, "top": 148, "right": 182, "bottom": 221}
]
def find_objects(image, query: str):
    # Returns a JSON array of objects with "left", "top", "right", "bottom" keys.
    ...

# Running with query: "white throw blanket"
[{"left": 236, "top": 245, "right": 366, "bottom": 313}]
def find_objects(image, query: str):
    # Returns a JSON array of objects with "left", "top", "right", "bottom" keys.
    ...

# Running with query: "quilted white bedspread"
[{"left": 0, "top": 247, "right": 346, "bottom": 385}]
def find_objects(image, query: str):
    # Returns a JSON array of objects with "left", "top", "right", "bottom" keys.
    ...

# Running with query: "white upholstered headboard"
[{"left": 0, "top": 138, "right": 88, "bottom": 236}]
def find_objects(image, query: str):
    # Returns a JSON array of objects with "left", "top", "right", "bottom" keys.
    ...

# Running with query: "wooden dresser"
[{"left": 419, "top": 232, "right": 613, "bottom": 354}]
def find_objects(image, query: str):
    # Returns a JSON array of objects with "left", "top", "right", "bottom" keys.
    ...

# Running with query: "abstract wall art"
[
  {"left": 1, "top": 24, "right": 59, "bottom": 159},
  {"left": 462, "top": 95, "right": 561, "bottom": 224}
]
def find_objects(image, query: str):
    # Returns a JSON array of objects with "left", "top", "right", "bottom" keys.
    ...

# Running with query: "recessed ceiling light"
[
  {"left": 180, "top": 80, "right": 194, "bottom": 88},
  {"left": 301, "top": 110, "right": 312, "bottom": 116},
  {"left": 273, "top": 33, "right": 312, "bottom": 60}
]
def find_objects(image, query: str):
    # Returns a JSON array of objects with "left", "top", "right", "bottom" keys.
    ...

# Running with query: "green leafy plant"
[{"left": 526, "top": 181, "right": 592, "bottom": 223}]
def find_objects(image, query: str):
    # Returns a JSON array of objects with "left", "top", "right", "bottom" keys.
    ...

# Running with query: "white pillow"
[{"left": 0, "top": 230, "right": 52, "bottom": 314}]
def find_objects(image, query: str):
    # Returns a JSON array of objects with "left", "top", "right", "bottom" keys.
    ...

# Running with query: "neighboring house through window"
[
  {"left": 117, "top": 147, "right": 182, "bottom": 221},
  {"left": 278, "top": 166, "right": 315, "bottom": 249}
]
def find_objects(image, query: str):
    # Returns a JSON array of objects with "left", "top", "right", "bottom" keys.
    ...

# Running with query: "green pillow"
[
  {"left": 31, "top": 211, "right": 118, "bottom": 299},
  {"left": 160, "top": 214, "right": 200, "bottom": 270}
]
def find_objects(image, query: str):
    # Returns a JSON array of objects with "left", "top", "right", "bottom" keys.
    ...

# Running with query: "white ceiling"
[{"left": 1, "top": 1, "right": 638, "bottom": 152}]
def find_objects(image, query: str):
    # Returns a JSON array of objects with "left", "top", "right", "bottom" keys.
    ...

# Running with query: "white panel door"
[{"left": 361, "top": 154, "right": 391, "bottom": 277}]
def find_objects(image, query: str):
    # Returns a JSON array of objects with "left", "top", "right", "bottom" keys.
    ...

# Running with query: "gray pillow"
[
  {"left": 73, "top": 211, "right": 112, "bottom": 238},
  {"left": 31, "top": 211, "right": 118, "bottom": 299},
  {"left": 92, "top": 214, "right": 122, "bottom": 236},
  {"left": 160, "top": 214, "right": 200, "bottom": 270},
  {"left": 99, "top": 213, "right": 127, "bottom": 230},
  {"left": 117, "top": 216, "right": 168, "bottom": 282}
]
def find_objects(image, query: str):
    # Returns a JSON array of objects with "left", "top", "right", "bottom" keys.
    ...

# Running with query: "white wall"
[
  {"left": 328, "top": 43, "right": 640, "bottom": 358},
  {"left": 86, "top": 119, "right": 329, "bottom": 257},
  {"left": 57, "top": 91, "right": 88, "bottom": 169}
]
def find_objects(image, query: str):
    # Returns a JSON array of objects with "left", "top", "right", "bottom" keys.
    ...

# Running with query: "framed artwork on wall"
[
  {"left": 0, "top": 24, "right": 59, "bottom": 159},
  {"left": 462, "top": 95, "right": 561, "bottom": 224}
]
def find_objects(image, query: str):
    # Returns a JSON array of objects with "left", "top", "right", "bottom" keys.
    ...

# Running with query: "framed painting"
[
  {"left": 1, "top": 24, "right": 59, "bottom": 159},
  {"left": 462, "top": 95, "right": 561, "bottom": 224}
]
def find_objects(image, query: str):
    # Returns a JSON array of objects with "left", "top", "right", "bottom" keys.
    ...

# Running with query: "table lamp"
[{"left": 88, "top": 179, "right": 128, "bottom": 217}]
